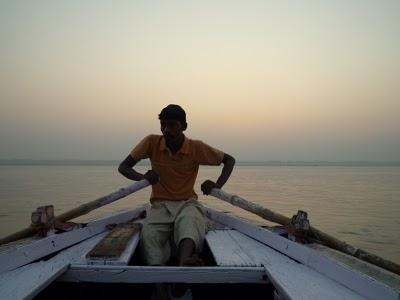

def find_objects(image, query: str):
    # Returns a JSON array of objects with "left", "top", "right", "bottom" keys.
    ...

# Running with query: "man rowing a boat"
[{"left": 118, "top": 104, "right": 235, "bottom": 267}]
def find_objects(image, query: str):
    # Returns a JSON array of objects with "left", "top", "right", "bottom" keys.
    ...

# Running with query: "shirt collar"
[{"left": 160, "top": 135, "right": 190, "bottom": 155}]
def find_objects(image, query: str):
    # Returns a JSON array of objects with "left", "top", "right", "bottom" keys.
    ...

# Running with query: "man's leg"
[
  {"left": 141, "top": 202, "right": 175, "bottom": 266},
  {"left": 174, "top": 201, "right": 206, "bottom": 266},
  {"left": 141, "top": 222, "right": 172, "bottom": 265},
  {"left": 169, "top": 202, "right": 204, "bottom": 298},
  {"left": 142, "top": 223, "right": 172, "bottom": 300},
  {"left": 177, "top": 238, "right": 196, "bottom": 266}
]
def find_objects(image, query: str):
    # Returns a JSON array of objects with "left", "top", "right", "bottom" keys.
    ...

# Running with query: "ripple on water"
[
  {"left": 340, "top": 231, "right": 361, "bottom": 236},
  {"left": 367, "top": 239, "right": 396, "bottom": 246}
]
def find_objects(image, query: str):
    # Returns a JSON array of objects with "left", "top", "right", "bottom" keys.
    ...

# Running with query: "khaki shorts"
[{"left": 140, "top": 198, "right": 206, "bottom": 266}]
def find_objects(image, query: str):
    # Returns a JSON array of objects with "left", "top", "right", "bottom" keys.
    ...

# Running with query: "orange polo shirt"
[{"left": 130, "top": 134, "right": 224, "bottom": 201}]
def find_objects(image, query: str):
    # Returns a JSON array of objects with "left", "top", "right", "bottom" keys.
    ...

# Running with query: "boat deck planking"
[
  {"left": 0, "top": 232, "right": 106, "bottom": 300},
  {"left": 207, "top": 229, "right": 365, "bottom": 300},
  {"left": 205, "top": 207, "right": 400, "bottom": 300}
]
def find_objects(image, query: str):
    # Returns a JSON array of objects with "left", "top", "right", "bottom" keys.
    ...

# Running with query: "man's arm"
[
  {"left": 201, "top": 153, "right": 235, "bottom": 195},
  {"left": 118, "top": 155, "right": 159, "bottom": 184}
]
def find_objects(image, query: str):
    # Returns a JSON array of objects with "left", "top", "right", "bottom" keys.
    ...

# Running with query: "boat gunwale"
[{"left": 0, "top": 205, "right": 149, "bottom": 273}]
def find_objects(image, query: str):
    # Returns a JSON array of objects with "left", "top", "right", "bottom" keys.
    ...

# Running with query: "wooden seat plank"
[{"left": 86, "top": 222, "right": 141, "bottom": 265}]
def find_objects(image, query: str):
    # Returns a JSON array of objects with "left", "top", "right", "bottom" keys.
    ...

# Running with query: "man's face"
[{"left": 160, "top": 119, "right": 184, "bottom": 144}]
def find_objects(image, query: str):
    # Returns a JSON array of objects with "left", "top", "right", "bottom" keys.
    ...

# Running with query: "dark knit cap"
[{"left": 158, "top": 104, "right": 186, "bottom": 123}]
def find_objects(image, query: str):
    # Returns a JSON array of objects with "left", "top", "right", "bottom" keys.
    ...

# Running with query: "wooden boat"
[{"left": 0, "top": 181, "right": 399, "bottom": 300}]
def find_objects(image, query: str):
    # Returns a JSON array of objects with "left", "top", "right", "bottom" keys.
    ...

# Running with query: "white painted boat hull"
[{"left": 0, "top": 205, "right": 399, "bottom": 300}]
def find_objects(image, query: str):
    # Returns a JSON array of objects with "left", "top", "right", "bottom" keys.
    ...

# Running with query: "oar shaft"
[
  {"left": 210, "top": 188, "right": 290, "bottom": 225},
  {"left": 0, "top": 180, "right": 150, "bottom": 246},
  {"left": 210, "top": 188, "right": 400, "bottom": 275},
  {"left": 57, "top": 179, "right": 150, "bottom": 222}
]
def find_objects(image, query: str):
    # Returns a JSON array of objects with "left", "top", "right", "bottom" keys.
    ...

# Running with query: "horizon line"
[{"left": 1, "top": 159, "right": 399, "bottom": 167}]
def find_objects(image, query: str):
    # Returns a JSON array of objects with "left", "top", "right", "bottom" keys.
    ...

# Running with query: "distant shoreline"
[{"left": 1, "top": 160, "right": 400, "bottom": 167}]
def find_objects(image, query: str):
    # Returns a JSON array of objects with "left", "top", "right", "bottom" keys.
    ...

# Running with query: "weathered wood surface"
[
  {"left": 0, "top": 179, "right": 150, "bottom": 246},
  {"left": 206, "top": 230, "right": 259, "bottom": 267},
  {"left": 210, "top": 188, "right": 400, "bottom": 276},
  {"left": 206, "top": 229, "right": 365, "bottom": 300},
  {"left": 60, "top": 265, "right": 266, "bottom": 283},
  {"left": 87, "top": 223, "right": 141, "bottom": 258},
  {"left": 86, "top": 222, "right": 141, "bottom": 265},
  {"left": 0, "top": 232, "right": 106, "bottom": 300},
  {"left": 207, "top": 219, "right": 231, "bottom": 230},
  {"left": 308, "top": 243, "right": 400, "bottom": 294},
  {"left": 0, "top": 205, "right": 147, "bottom": 273},
  {"left": 205, "top": 206, "right": 399, "bottom": 300}
]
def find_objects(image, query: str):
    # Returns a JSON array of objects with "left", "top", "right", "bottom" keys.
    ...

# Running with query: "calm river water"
[{"left": 0, "top": 165, "right": 399, "bottom": 264}]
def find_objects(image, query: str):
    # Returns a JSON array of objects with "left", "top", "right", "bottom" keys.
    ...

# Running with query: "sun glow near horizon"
[{"left": 0, "top": 1, "right": 399, "bottom": 161}]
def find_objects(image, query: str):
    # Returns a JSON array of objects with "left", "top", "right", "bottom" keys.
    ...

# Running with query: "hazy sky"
[{"left": 1, "top": 1, "right": 399, "bottom": 161}]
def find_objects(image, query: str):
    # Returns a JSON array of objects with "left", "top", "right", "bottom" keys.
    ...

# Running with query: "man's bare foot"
[{"left": 181, "top": 254, "right": 204, "bottom": 266}]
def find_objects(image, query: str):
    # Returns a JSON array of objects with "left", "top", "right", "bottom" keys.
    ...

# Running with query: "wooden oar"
[
  {"left": 210, "top": 188, "right": 400, "bottom": 276},
  {"left": 0, "top": 180, "right": 150, "bottom": 246}
]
